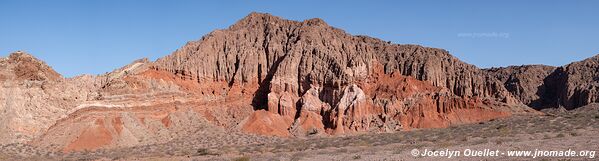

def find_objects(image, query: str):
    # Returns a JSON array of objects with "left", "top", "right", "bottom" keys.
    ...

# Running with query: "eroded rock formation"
[
  {"left": 13, "top": 12, "right": 599, "bottom": 153},
  {"left": 549, "top": 55, "right": 599, "bottom": 109},
  {"left": 485, "top": 65, "right": 556, "bottom": 109},
  {"left": 150, "top": 12, "right": 532, "bottom": 137},
  {"left": 0, "top": 52, "right": 80, "bottom": 144},
  {"left": 486, "top": 55, "right": 599, "bottom": 110}
]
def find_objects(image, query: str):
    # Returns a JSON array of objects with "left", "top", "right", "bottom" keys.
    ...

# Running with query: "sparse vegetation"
[
  {"left": 307, "top": 127, "right": 319, "bottom": 135},
  {"left": 497, "top": 125, "right": 511, "bottom": 136},
  {"left": 233, "top": 156, "right": 250, "bottom": 161},
  {"left": 472, "top": 138, "right": 488, "bottom": 145},
  {"left": 393, "top": 149, "right": 404, "bottom": 154},
  {"left": 1, "top": 109, "right": 597, "bottom": 160},
  {"left": 494, "top": 139, "right": 503, "bottom": 145},
  {"left": 290, "top": 152, "right": 305, "bottom": 161},
  {"left": 195, "top": 148, "right": 209, "bottom": 156}
]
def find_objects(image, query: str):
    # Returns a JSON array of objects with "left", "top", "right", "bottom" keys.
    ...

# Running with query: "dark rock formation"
[
  {"left": 487, "top": 55, "right": 599, "bottom": 110},
  {"left": 551, "top": 55, "right": 599, "bottom": 109},
  {"left": 485, "top": 65, "right": 556, "bottom": 109},
  {"left": 3, "top": 51, "right": 62, "bottom": 82}
]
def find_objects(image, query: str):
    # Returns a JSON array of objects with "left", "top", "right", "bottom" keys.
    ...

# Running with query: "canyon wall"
[
  {"left": 486, "top": 55, "right": 599, "bottom": 110},
  {"left": 151, "top": 13, "right": 531, "bottom": 136}
]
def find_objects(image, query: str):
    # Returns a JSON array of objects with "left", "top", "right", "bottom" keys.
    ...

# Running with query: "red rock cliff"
[{"left": 151, "top": 12, "right": 531, "bottom": 136}]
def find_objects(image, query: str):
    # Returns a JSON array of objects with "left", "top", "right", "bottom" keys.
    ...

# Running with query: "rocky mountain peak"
[
  {"left": 565, "top": 53, "right": 599, "bottom": 67},
  {"left": 229, "top": 12, "right": 331, "bottom": 31},
  {"left": 302, "top": 18, "right": 328, "bottom": 26},
  {"left": 3, "top": 51, "right": 61, "bottom": 81},
  {"left": 229, "top": 12, "right": 287, "bottom": 30},
  {"left": 8, "top": 51, "right": 36, "bottom": 61},
  {"left": 245, "top": 12, "right": 276, "bottom": 20},
  {"left": 151, "top": 12, "right": 532, "bottom": 137}
]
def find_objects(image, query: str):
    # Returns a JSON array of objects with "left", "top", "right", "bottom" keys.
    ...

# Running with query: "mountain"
[
  {"left": 1, "top": 51, "right": 61, "bottom": 82},
  {"left": 6, "top": 12, "right": 599, "bottom": 153},
  {"left": 0, "top": 51, "right": 74, "bottom": 144},
  {"left": 486, "top": 55, "right": 599, "bottom": 110},
  {"left": 552, "top": 55, "right": 599, "bottom": 109},
  {"left": 150, "top": 12, "right": 531, "bottom": 136},
  {"left": 485, "top": 65, "right": 557, "bottom": 109}
]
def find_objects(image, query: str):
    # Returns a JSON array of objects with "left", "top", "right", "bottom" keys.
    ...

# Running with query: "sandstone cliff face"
[
  {"left": 151, "top": 12, "right": 530, "bottom": 136},
  {"left": 485, "top": 65, "right": 556, "bottom": 109},
  {"left": 486, "top": 56, "right": 599, "bottom": 110},
  {"left": 551, "top": 55, "right": 599, "bottom": 109},
  {"left": 3, "top": 52, "right": 61, "bottom": 82}
]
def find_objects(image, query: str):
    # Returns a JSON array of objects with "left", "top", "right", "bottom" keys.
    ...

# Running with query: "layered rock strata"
[
  {"left": 151, "top": 13, "right": 531, "bottom": 137},
  {"left": 7, "top": 12, "right": 585, "bottom": 152}
]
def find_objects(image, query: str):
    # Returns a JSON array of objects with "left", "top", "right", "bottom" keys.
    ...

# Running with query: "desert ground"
[{"left": 1, "top": 105, "right": 597, "bottom": 161}]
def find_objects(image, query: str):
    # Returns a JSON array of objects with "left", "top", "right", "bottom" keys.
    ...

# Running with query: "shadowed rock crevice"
[
  {"left": 485, "top": 65, "right": 557, "bottom": 109},
  {"left": 227, "top": 55, "right": 240, "bottom": 87},
  {"left": 252, "top": 54, "right": 289, "bottom": 110},
  {"left": 540, "top": 67, "right": 567, "bottom": 108}
]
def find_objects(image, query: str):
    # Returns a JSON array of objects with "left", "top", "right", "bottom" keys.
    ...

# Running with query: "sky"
[{"left": 1, "top": 0, "right": 598, "bottom": 77}]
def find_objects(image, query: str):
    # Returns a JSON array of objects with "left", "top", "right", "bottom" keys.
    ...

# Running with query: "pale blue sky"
[{"left": 1, "top": 0, "right": 598, "bottom": 77}]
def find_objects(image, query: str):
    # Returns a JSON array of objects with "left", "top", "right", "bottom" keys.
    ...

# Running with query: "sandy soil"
[{"left": 1, "top": 108, "right": 597, "bottom": 161}]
